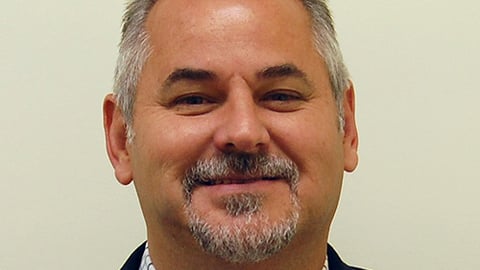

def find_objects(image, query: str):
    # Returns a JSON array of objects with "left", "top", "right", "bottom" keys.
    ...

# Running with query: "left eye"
[
  {"left": 263, "top": 92, "right": 300, "bottom": 101},
  {"left": 174, "top": 95, "right": 210, "bottom": 105},
  {"left": 260, "top": 90, "right": 305, "bottom": 112}
]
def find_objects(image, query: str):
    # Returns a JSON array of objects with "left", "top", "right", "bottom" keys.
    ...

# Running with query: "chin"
[{"left": 185, "top": 191, "right": 300, "bottom": 263}]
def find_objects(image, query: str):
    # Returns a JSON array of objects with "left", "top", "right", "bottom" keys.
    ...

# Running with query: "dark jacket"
[{"left": 121, "top": 242, "right": 366, "bottom": 270}]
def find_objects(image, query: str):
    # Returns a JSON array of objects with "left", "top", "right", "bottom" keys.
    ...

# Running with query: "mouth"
[
  {"left": 200, "top": 176, "right": 280, "bottom": 186},
  {"left": 183, "top": 153, "right": 300, "bottom": 200}
]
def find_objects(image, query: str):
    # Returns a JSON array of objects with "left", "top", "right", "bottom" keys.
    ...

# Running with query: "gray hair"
[{"left": 113, "top": 0, "right": 350, "bottom": 133}]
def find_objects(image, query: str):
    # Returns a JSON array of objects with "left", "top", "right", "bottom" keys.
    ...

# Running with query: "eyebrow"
[
  {"left": 257, "top": 63, "right": 308, "bottom": 81},
  {"left": 161, "top": 63, "right": 311, "bottom": 91},
  {"left": 162, "top": 68, "right": 217, "bottom": 89}
]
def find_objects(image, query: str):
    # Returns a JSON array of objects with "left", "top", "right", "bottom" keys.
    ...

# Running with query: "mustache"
[{"left": 183, "top": 152, "right": 299, "bottom": 199}]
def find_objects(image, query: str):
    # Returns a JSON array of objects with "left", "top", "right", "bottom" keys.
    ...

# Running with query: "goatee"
[{"left": 183, "top": 152, "right": 300, "bottom": 263}]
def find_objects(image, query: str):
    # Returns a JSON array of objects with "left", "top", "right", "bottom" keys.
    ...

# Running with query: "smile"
[{"left": 201, "top": 176, "right": 280, "bottom": 186}]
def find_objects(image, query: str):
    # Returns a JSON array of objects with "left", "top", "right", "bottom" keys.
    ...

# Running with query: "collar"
[
  {"left": 139, "top": 242, "right": 154, "bottom": 270},
  {"left": 140, "top": 242, "right": 329, "bottom": 270}
]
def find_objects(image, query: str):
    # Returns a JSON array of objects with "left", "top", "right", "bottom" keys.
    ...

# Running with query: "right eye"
[
  {"left": 169, "top": 94, "right": 218, "bottom": 115},
  {"left": 174, "top": 95, "right": 211, "bottom": 105}
]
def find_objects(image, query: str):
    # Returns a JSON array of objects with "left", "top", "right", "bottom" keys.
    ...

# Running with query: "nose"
[{"left": 213, "top": 86, "right": 270, "bottom": 153}]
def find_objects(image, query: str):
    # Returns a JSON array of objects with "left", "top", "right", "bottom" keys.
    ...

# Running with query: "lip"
[
  {"left": 195, "top": 178, "right": 287, "bottom": 195},
  {"left": 200, "top": 176, "right": 280, "bottom": 186}
]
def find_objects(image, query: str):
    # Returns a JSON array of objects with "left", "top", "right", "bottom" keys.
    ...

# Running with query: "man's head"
[
  {"left": 104, "top": 0, "right": 358, "bottom": 267},
  {"left": 112, "top": 0, "right": 350, "bottom": 139}
]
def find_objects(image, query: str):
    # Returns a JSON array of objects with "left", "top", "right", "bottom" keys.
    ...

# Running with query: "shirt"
[{"left": 140, "top": 242, "right": 329, "bottom": 270}]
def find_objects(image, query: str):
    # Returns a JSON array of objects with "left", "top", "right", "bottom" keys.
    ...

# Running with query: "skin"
[{"left": 103, "top": 0, "right": 358, "bottom": 269}]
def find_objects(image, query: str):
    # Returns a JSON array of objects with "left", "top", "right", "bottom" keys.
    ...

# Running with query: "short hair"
[{"left": 113, "top": 0, "right": 350, "bottom": 136}]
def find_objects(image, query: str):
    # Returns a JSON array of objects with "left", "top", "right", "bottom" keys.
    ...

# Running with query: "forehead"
[
  {"left": 142, "top": 0, "right": 326, "bottom": 83},
  {"left": 147, "top": 0, "right": 311, "bottom": 31},
  {"left": 147, "top": 0, "right": 313, "bottom": 49}
]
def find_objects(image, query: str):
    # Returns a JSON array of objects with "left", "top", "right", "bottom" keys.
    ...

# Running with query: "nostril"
[{"left": 212, "top": 108, "right": 271, "bottom": 153}]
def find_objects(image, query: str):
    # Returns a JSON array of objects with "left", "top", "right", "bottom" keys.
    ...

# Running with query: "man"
[{"left": 103, "top": 0, "right": 363, "bottom": 269}]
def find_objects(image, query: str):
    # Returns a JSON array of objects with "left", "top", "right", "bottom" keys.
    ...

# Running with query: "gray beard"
[
  {"left": 186, "top": 192, "right": 300, "bottom": 263},
  {"left": 224, "top": 192, "right": 264, "bottom": 217},
  {"left": 183, "top": 153, "right": 300, "bottom": 263}
]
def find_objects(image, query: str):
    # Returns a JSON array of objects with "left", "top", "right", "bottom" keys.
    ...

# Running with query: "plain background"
[{"left": 1, "top": 1, "right": 479, "bottom": 269}]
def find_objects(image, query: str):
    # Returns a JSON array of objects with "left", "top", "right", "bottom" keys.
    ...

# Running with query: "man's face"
[{"left": 105, "top": 0, "right": 358, "bottom": 263}]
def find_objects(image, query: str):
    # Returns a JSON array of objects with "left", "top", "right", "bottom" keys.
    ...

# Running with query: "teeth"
[{"left": 200, "top": 177, "right": 278, "bottom": 186}]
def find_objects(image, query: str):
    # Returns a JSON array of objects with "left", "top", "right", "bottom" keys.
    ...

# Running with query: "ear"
[
  {"left": 103, "top": 94, "right": 133, "bottom": 185},
  {"left": 342, "top": 82, "right": 359, "bottom": 172}
]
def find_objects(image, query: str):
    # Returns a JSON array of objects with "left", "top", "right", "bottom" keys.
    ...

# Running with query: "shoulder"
[
  {"left": 118, "top": 242, "right": 368, "bottom": 269},
  {"left": 120, "top": 242, "right": 146, "bottom": 270},
  {"left": 327, "top": 244, "right": 369, "bottom": 270}
]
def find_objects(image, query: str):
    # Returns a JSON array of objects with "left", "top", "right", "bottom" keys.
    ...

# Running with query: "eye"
[
  {"left": 169, "top": 94, "right": 218, "bottom": 115},
  {"left": 263, "top": 92, "right": 301, "bottom": 102},
  {"left": 260, "top": 90, "right": 305, "bottom": 112},
  {"left": 174, "top": 95, "right": 211, "bottom": 105}
]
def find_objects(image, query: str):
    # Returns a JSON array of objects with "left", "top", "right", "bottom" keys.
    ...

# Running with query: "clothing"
[
  {"left": 139, "top": 242, "right": 329, "bottom": 270},
  {"left": 139, "top": 242, "right": 154, "bottom": 270},
  {"left": 121, "top": 242, "right": 366, "bottom": 270},
  {"left": 138, "top": 243, "right": 329, "bottom": 270},
  {"left": 326, "top": 245, "right": 367, "bottom": 270}
]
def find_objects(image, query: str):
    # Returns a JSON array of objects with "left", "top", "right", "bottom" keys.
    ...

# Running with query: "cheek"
[
  {"left": 281, "top": 123, "right": 344, "bottom": 203},
  {"left": 291, "top": 128, "right": 344, "bottom": 227},
  {"left": 268, "top": 109, "right": 344, "bottom": 222},
  {"left": 130, "top": 116, "right": 215, "bottom": 224},
  {"left": 269, "top": 106, "right": 344, "bottom": 174},
  {"left": 134, "top": 114, "right": 214, "bottom": 168}
]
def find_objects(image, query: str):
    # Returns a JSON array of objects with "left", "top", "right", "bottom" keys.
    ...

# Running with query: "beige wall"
[{"left": 1, "top": 1, "right": 479, "bottom": 269}]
